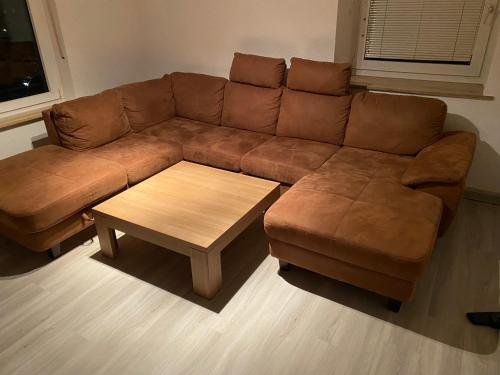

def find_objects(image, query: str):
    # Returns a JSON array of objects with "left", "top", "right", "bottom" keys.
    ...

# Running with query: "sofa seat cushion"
[
  {"left": 115, "top": 75, "right": 175, "bottom": 132},
  {"left": 0, "top": 145, "right": 127, "bottom": 234},
  {"left": 241, "top": 136, "right": 339, "bottom": 184},
  {"left": 264, "top": 147, "right": 443, "bottom": 281},
  {"left": 85, "top": 133, "right": 183, "bottom": 185},
  {"left": 52, "top": 90, "right": 131, "bottom": 151},
  {"left": 183, "top": 126, "right": 272, "bottom": 171},
  {"left": 141, "top": 116, "right": 217, "bottom": 144},
  {"left": 319, "top": 146, "right": 414, "bottom": 180},
  {"left": 265, "top": 172, "right": 442, "bottom": 281}
]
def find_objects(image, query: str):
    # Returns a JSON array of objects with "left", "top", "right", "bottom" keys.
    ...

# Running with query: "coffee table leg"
[
  {"left": 190, "top": 249, "right": 222, "bottom": 299},
  {"left": 95, "top": 215, "right": 119, "bottom": 258}
]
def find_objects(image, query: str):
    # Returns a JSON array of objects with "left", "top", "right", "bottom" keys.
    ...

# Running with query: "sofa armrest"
[{"left": 401, "top": 131, "right": 477, "bottom": 186}]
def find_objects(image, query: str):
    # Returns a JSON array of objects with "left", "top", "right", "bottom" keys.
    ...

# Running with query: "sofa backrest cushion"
[
  {"left": 52, "top": 90, "right": 130, "bottom": 151},
  {"left": 229, "top": 52, "right": 286, "bottom": 89},
  {"left": 344, "top": 91, "right": 447, "bottom": 155},
  {"left": 116, "top": 75, "right": 175, "bottom": 132},
  {"left": 287, "top": 57, "right": 352, "bottom": 96},
  {"left": 221, "top": 82, "right": 283, "bottom": 134},
  {"left": 276, "top": 88, "right": 352, "bottom": 145},
  {"left": 171, "top": 72, "right": 227, "bottom": 125}
]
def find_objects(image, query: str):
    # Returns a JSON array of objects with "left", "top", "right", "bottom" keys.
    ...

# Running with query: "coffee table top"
[{"left": 93, "top": 161, "right": 280, "bottom": 252}]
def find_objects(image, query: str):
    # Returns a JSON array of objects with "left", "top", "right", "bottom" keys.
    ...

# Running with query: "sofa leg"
[
  {"left": 279, "top": 260, "right": 290, "bottom": 271},
  {"left": 48, "top": 244, "right": 61, "bottom": 259},
  {"left": 387, "top": 298, "right": 402, "bottom": 313}
]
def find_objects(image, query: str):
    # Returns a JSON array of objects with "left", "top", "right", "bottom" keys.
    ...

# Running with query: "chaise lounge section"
[{"left": 0, "top": 52, "right": 476, "bottom": 310}]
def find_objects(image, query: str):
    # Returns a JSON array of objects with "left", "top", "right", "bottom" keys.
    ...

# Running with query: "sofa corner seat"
[{"left": 0, "top": 145, "right": 127, "bottom": 252}]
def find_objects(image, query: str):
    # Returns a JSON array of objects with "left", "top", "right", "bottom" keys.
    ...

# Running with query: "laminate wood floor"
[{"left": 0, "top": 198, "right": 499, "bottom": 375}]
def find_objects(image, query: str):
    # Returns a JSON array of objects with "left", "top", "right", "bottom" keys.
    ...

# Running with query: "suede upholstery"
[
  {"left": 0, "top": 145, "right": 127, "bottom": 234},
  {"left": 52, "top": 90, "right": 131, "bottom": 151},
  {"left": 141, "top": 116, "right": 217, "bottom": 144},
  {"left": 287, "top": 57, "right": 352, "bottom": 96},
  {"left": 42, "top": 109, "right": 62, "bottom": 146},
  {"left": 83, "top": 133, "right": 183, "bottom": 185},
  {"left": 401, "top": 131, "right": 477, "bottom": 185},
  {"left": 230, "top": 52, "right": 286, "bottom": 89},
  {"left": 116, "top": 75, "right": 175, "bottom": 132},
  {"left": 264, "top": 147, "right": 443, "bottom": 284},
  {"left": 416, "top": 180, "right": 465, "bottom": 236},
  {"left": 241, "top": 136, "right": 339, "bottom": 184},
  {"left": 0, "top": 210, "right": 96, "bottom": 252},
  {"left": 269, "top": 239, "right": 416, "bottom": 301},
  {"left": 344, "top": 91, "right": 447, "bottom": 155},
  {"left": 171, "top": 72, "right": 227, "bottom": 125},
  {"left": 222, "top": 82, "right": 283, "bottom": 134},
  {"left": 3, "top": 55, "right": 475, "bottom": 306},
  {"left": 183, "top": 126, "right": 271, "bottom": 171},
  {"left": 276, "top": 88, "right": 352, "bottom": 144},
  {"left": 319, "top": 146, "right": 414, "bottom": 178}
]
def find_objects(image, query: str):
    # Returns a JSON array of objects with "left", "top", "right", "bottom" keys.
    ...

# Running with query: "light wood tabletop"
[{"left": 92, "top": 161, "right": 280, "bottom": 298}]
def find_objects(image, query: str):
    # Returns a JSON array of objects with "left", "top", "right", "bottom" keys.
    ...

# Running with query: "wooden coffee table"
[{"left": 92, "top": 161, "right": 280, "bottom": 298}]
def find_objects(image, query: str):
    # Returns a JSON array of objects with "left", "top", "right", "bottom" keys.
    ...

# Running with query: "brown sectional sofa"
[{"left": 0, "top": 52, "right": 476, "bottom": 310}]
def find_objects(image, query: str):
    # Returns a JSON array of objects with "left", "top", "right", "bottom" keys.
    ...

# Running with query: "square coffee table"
[{"left": 92, "top": 161, "right": 280, "bottom": 298}]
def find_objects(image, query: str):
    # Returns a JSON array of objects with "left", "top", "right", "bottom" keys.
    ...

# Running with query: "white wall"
[
  {"left": 53, "top": 0, "right": 147, "bottom": 96},
  {"left": 137, "top": 0, "right": 338, "bottom": 78},
  {"left": 1, "top": 0, "right": 499, "bottom": 193}
]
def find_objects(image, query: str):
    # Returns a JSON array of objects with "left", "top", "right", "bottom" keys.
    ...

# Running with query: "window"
[
  {"left": 355, "top": 0, "right": 498, "bottom": 77},
  {"left": 0, "top": 0, "right": 63, "bottom": 115}
]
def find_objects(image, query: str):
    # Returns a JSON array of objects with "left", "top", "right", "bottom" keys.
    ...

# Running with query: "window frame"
[
  {"left": 354, "top": 0, "right": 498, "bottom": 77},
  {"left": 0, "top": 0, "right": 64, "bottom": 116}
]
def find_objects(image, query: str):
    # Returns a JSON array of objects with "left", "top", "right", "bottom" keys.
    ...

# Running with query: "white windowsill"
[
  {"left": 0, "top": 100, "right": 62, "bottom": 131},
  {"left": 350, "top": 75, "right": 493, "bottom": 100}
]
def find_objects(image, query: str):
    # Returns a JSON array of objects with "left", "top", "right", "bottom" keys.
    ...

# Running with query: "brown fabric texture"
[
  {"left": 276, "top": 88, "right": 352, "bottom": 144},
  {"left": 401, "top": 131, "right": 477, "bottom": 186},
  {"left": 344, "top": 91, "right": 447, "bottom": 155},
  {"left": 42, "top": 109, "right": 61, "bottom": 146},
  {"left": 287, "top": 57, "right": 352, "bottom": 96},
  {"left": 222, "top": 82, "right": 283, "bottom": 134},
  {"left": 183, "top": 126, "right": 271, "bottom": 171},
  {"left": 116, "top": 75, "right": 175, "bottom": 132},
  {"left": 171, "top": 72, "right": 227, "bottom": 125},
  {"left": 240, "top": 136, "right": 339, "bottom": 184},
  {"left": 416, "top": 180, "right": 465, "bottom": 237},
  {"left": 52, "top": 90, "right": 131, "bottom": 151},
  {"left": 269, "top": 239, "right": 416, "bottom": 301},
  {"left": 319, "top": 146, "right": 414, "bottom": 179},
  {"left": 0, "top": 210, "right": 95, "bottom": 252},
  {"left": 229, "top": 52, "right": 286, "bottom": 88},
  {"left": 83, "top": 133, "right": 183, "bottom": 185},
  {"left": 0, "top": 145, "right": 127, "bottom": 234},
  {"left": 264, "top": 146, "right": 442, "bottom": 281},
  {"left": 141, "top": 116, "right": 217, "bottom": 144}
]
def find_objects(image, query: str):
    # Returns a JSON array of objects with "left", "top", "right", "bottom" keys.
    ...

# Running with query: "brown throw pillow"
[{"left": 52, "top": 90, "right": 130, "bottom": 151}]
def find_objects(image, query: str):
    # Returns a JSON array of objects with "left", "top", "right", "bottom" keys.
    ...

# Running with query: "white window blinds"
[{"left": 364, "top": 0, "right": 486, "bottom": 64}]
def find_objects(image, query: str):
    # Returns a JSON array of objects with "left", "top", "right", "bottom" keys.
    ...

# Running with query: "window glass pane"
[{"left": 0, "top": 0, "right": 48, "bottom": 103}]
